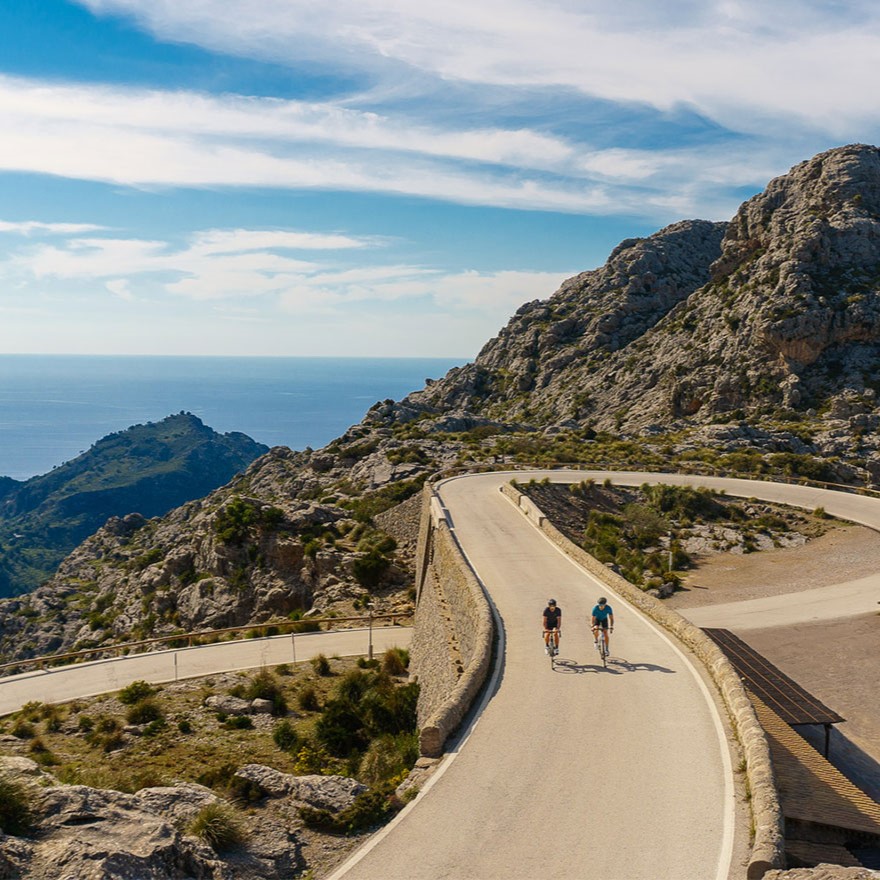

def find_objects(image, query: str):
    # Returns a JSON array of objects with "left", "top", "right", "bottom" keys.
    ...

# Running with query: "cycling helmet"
[
  {"left": 548, "top": 598, "right": 557, "bottom": 606},
  {"left": 597, "top": 597, "right": 607, "bottom": 605}
]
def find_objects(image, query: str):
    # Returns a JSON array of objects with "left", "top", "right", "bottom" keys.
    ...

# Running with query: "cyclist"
[
  {"left": 591, "top": 597, "right": 614, "bottom": 656},
  {"left": 542, "top": 598, "right": 562, "bottom": 655}
]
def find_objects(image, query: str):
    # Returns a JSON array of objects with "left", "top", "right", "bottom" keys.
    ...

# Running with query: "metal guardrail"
[{"left": 0, "top": 611, "right": 412, "bottom": 677}]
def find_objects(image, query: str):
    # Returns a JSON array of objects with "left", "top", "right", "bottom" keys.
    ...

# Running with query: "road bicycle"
[
  {"left": 544, "top": 629, "right": 560, "bottom": 666},
  {"left": 593, "top": 628, "right": 610, "bottom": 668}
]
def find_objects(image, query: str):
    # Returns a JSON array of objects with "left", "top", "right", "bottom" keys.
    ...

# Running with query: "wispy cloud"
[
  {"left": 1, "top": 221, "right": 568, "bottom": 327},
  {"left": 0, "top": 73, "right": 795, "bottom": 219},
  {"left": 0, "top": 220, "right": 108, "bottom": 236},
  {"left": 77, "top": 0, "right": 880, "bottom": 137}
]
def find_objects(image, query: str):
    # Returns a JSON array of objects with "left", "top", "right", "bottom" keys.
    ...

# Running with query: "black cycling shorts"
[{"left": 593, "top": 619, "right": 609, "bottom": 630}]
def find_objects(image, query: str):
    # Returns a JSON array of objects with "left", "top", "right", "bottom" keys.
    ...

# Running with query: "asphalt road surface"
[{"left": 331, "top": 471, "right": 738, "bottom": 880}]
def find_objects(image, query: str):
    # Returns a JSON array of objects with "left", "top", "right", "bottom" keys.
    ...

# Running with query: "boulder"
[
  {"left": 135, "top": 783, "right": 219, "bottom": 824},
  {"left": 233, "top": 765, "right": 296, "bottom": 799},
  {"left": 290, "top": 775, "right": 367, "bottom": 812},
  {"left": 32, "top": 784, "right": 227, "bottom": 880},
  {"left": 204, "top": 695, "right": 251, "bottom": 716}
]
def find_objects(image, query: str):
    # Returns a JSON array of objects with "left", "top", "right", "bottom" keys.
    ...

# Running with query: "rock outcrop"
[{"left": 0, "top": 757, "right": 394, "bottom": 879}]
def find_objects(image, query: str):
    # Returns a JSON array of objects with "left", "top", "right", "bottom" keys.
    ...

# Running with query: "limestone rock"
[
  {"left": 289, "top": 775, "right": 367, "bottom": 811},
  {"left": 204, "top": 695, "right": 251, "bottom": 716},
  {"left": 233, "top": 765, "right": 296, "bottom": 799}
]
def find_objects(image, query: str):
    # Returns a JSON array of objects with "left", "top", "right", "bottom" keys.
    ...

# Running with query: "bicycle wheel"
[{"left": 599, "top": 638, "right": 607, "bottom": 668}]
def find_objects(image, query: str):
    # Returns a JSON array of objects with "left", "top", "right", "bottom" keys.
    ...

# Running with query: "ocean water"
[{"left": 0, "top": 355, "right": 465, "bottom": 482}]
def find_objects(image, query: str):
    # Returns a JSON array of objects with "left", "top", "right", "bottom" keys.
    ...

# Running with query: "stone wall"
[
  {"left": 410, "top": 485, "right": 494, "bottom": 758},
  {"left": 500, "top": 480, "right": 785, "bottom": 879}
]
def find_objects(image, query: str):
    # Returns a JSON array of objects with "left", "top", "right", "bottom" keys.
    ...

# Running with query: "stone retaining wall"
[
  {"left": 410, "top": 484, "right": 494, "bottom": 757},
  {"left": 501, "top": 480, "right": 785, "bottom": 879}
]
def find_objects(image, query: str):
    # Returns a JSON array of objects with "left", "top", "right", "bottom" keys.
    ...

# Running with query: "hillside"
[
  {"left": 3, "top": 143, "right": 880, "bottom": 662},
  {"left": 0, "top": 413, "right": 268, "bottom": 597}
]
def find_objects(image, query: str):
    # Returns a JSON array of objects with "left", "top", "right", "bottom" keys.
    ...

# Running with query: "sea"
[{"left": 0, "top": 355, "right": 466, "bottom": 482}]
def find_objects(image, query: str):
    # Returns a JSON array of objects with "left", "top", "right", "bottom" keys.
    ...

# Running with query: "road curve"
[
  {"left": 332, "top": 471, "right": 739, "bottom": 880},
  {"left": 0, "top": 627, "right": 412, "bottom": 717}
]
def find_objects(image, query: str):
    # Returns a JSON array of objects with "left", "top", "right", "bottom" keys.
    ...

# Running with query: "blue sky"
[{"left": 0, "top": 0, "right": 877, "bottom": 358}]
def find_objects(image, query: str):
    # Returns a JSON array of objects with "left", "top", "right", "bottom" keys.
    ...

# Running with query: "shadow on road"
[
  {"left": 549, "top": 655, "right": 677, "bottom": 676},
  {"left": 552, "top": 658, "right": 622, "bottom": 675},
  {"left": 609, "top": 657, "right": 676, "bottom": 674}
]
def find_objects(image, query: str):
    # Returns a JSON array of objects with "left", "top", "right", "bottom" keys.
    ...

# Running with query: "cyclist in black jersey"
[{"left": 542, "top": 599, "right": 562, "bottom": 655}]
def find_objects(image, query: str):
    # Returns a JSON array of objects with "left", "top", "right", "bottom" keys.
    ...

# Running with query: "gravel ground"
[{"left": 670, "top": 523, "right": 880, "bottom": 801}]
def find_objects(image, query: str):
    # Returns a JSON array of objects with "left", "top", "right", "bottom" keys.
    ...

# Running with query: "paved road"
[
  {"left": 0, "top": 627, "right": 412, "bottom": 716},
  {"left": 332, "top": 472, "right": 738, "bottom": 880},
  {"left": 538, "top": 470, "right": 880, "bottom": 630}
]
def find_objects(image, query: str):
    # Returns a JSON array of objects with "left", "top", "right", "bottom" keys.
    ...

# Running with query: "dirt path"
[{"left": 669, "top": 523, "right": 880, "bottom": 800}]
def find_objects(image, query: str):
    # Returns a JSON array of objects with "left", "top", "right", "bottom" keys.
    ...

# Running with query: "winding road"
[{"left": 331, "top": 470, "right": 880, "bottom": 880}]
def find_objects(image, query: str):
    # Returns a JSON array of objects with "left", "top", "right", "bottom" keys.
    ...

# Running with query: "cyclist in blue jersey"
[{"left": 591, "top": 597, "right": 614, "bottom": 656}]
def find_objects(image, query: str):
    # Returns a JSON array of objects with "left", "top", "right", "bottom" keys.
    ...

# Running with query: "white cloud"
[
  {"left": 76, "top": 0, "right": 880, "bottom": 137},
  {"left": 0, "top": 72, "right": 811, "bottom": 220},
  {"left": 0, "top": 220, "right": 108, "bottom": 236},
  {"left": 0, "top": 221, "right": 569, "bottom": 328}
]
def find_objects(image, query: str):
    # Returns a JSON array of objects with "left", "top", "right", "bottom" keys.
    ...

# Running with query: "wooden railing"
[{"left": 0, "top": 611, "right": 412, "bottom": 677}]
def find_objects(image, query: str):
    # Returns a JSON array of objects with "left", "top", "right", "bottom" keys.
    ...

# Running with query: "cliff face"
[
  {"left": 4, "top": 144, "right": 880, "bottom": 661},
  {"left": 396, "top": 219, "right": 726, "bottom": 426},
  {"left": 0, "top": 413, "right": 268, "bottom": 597},
  {"left": 400, "top": 145, "right": 880, "bottom": 434}
]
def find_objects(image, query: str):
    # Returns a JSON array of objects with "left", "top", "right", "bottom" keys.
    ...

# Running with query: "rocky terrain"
[
  {"left": 4, "top": 144, "right": 880, "bottom": 665},
  {"left": 0, "top": 656, "right": 427, "bottom": 879},
  {"left": 0, "top": 413, "right": 268, "bottom": 598}
]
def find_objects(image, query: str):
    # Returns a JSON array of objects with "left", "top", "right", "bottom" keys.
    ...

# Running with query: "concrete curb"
[{"left": 501, "top": 479, "right": 785, "bottom": 878}]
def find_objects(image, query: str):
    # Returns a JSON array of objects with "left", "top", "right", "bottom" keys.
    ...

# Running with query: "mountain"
[
  {"left": 402, "top": 144, "right": 880, "bottom": 437},
  {"left": 3, "top": 143, "right": 880, "bottom": 661},
  {"left": 0, "top": 413, "right": 268, "bottom": 597}
]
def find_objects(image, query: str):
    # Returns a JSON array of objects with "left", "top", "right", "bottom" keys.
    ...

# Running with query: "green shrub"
[
  {"left": 177, "top": 718, "right": 194, "bottom": 734},
  {"left": 272, "top": 719, "right": 300, "bottom": 753},
  {"left": 0, "top": 774, "right": 35, "bottom": 835},
  {"left": 125, "top": 698, "right": 163, "bottom": 725},
  {"left": 118, "top": 680, "right": 157, "bottom": 705},
  {"left": 228, "top": 775, "right": 264, "bottom": 805},
  {"left": 244, "top": 669, "right": 288, "bottom": 716},
  {"left": 382, "top": 647, "right": 409, "bottom": 676},
  {"left": 188, "top": 802, "right": 248, "bottom": 852},
  {"left": 292, "top": 739, "right": 343, "bottom": 776},
  {"left": 222, "top": 715, "right": 253, "bottom": 730},
  {"left": 300, "top": 785, "right": 399, "bottom": 833},
  {"left": 298, "top": 685, "right": 320, "bottom": 712},
  {"left": 143, "top": 718, "right": 167, "bottom": 737},
  {"left": 359, "top": 733, "right": 419, "bottom": 786},
  {"left": 311, "top": 654, "right": 332, "bottom": 677},
  {"left": 10, "top": 719, "right": 35, "bottom": 739},
  {"left": 352, "top": 548, "right": 391, "bottom": 588},
  {"left": 28, "top": 738, "right": 59, "bottom": 766}
]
